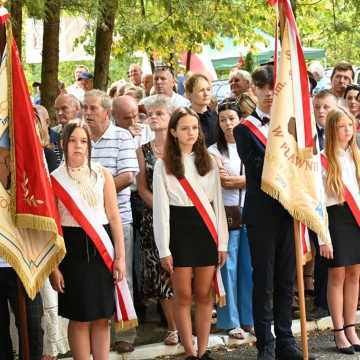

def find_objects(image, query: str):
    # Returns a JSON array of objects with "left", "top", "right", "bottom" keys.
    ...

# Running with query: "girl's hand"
[
  {"left": 319, "top": 244, "right": 333, "bottom": 259},
  {"left": 218, "top": 251, "right": 228, "bottom": 268},
  {"left": 49, "top": 268, "right": 65, "bottom": 293},
  {"left": 160, "top": 255, "right": 174, "bottom": 274},
  {"left": 113, "top": 257, "right": 126, "bottom": 283}
]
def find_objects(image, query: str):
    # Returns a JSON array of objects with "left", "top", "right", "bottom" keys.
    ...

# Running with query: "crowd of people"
[{"left": 0, "top": 59, "right": 359, "bottom": 360}]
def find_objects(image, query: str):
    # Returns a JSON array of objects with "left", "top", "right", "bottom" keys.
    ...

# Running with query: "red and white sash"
[
  {"left": 51, "top": 168, "right": 137, "bottom": 330},
  {"left": 177, "top": 177, "right": 226, "bottom": 307},
  {"left": 320, "top": 153, "right": 360, "bottom": 226},
  {"left": 241, "top": 115, "right": 269, "bottom": 146}
]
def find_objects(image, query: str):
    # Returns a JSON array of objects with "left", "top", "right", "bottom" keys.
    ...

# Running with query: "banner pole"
[
  {"left": 294, "top": 219, "right": 309, "bottom": 360},
  {"left": 17, "top": 276, "right": 30, "bottom": 360}
]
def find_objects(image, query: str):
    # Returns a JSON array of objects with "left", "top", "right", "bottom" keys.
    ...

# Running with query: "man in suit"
[{"left": 234, "top": 65, "right": 316, "bottom": 360}]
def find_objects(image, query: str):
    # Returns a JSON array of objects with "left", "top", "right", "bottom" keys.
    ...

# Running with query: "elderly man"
[
  {"left": 112, "top": 95, "right": 153, "bottom": 148},
  {"left": 83, "top": 90, "right": 139, "bottom": 353},
  {"left": 142, "top": 73, "right": 153, "bottom": 96},
  {"left": 53, "top": 94, "right": 82, "bottom": 132},
  {"left": 142, "top": 66, "right": 189, "bottom": 109},
  {"left": 128, "top": 64, "right": 143, "bottom": 87},
  {"left": 330, "top": 62, "right": 354, "bottom": 105}
]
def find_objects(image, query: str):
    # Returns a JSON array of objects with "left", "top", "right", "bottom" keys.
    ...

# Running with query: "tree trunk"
[
  {"left": 290, "top": 0, "right": 297, "bottom": 18},
  {"left": 93, "top": 0, "right": 118, "bottom": 90},
  {"left": 10, "top": 0, "right": 23, "bottom": 58},
  {"left": 40, "top": 0, "right": 61, "bottom": 122}
]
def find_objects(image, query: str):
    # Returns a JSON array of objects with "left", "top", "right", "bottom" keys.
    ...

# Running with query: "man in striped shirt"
[{"left": 84, "top": 89, "right": 139, "bottom": 352}]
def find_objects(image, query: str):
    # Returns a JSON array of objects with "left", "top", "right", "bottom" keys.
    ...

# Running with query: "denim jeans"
[{"left": 216, "top": 226, "right": 253, "bottom": 330}]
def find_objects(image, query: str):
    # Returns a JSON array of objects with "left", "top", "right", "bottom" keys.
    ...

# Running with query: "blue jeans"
[{"left": 217, "top": 226, "right": 253, "bottom": 330}]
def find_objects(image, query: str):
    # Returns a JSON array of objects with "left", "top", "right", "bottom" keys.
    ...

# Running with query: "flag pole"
[
  {"left": 17, "top": 277, "right": 30, "bottom": 360},
  {"left": 293, "top": 219, "right": 309, "bottom": 360},
  {"left": 277, "top": 1, "right": 309, "bottom": 356}
]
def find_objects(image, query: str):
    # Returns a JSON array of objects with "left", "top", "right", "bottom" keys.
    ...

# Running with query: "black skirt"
[
  {"left": 169, "top": 205, "right": 218, "bottom": 267},
  {"left": 59, "top": 225, "right": 115, "bottom": 321},
  {"left": 327, "top": 203, "right": 360, "bottom": 268}
]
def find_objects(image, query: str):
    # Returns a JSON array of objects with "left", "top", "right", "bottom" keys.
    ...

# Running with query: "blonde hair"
[{"left": 325, "top": 107, "right": 360, "bottom": 202}]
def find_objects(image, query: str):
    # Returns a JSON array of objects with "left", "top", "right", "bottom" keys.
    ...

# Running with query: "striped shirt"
[{"left": 91, "top": 123, "right": 139, "bottom": 224}]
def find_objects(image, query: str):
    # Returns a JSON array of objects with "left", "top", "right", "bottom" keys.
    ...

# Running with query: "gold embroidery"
[{"left": 21, "top": 173, "right": 44, "bottom": 207}]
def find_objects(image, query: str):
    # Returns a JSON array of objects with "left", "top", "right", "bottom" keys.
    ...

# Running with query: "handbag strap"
[{"left": 239, "top": 161, "right": 244, "bottom": 207}]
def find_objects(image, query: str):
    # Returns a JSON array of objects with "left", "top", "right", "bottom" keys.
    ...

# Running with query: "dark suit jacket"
[{"left": 233, "top": 111, "right": 290, "bottom": 226}]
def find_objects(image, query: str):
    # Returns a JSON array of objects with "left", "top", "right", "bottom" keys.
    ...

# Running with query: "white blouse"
[
  {"left": 208, "top": 143, "right": 245, "bottom": 207},
  {"left": 152, "top": 154, "right": 228, "bottom": 259},
  {"left": 322, "top": 148, "right": 360, "bottom": 207},
  {"left": 56, "top": 162, "right": 109, "bottom": 227}
]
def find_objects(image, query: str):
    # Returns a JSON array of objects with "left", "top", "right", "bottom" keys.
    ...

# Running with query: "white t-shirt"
[{"left": 208, "top": 143, "right": 245, "bottom": 207}]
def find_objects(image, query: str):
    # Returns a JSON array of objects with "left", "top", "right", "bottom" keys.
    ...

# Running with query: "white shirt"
[
  {"left": 140, "top": 92, "right": 190, "bottom": 110},
  {"left": 133, "top": 123, "right": 154, "bottom": 150},
  {"left": 55, "top": 162, "right": 109, "bottom": 227},
  {"left": 208, "top": 143, "right": 245, "bottom": 206},
  {"left": 322, "top": 148, "right": 360, "bottom": 207},
  {"left": 91, "top": 123, "right": 139, "bottom": 224},
  {"left": 66, "top": 83, "right": 85, "bottom": 103},
  {"left": 153, "top": 154, "right": 228, "bottom": 259}
]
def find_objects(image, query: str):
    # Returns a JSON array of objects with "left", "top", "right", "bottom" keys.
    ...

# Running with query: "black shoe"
[
  {"left": 185, "top": 356, "right": 198, "bottom": 360},
  {"left": 198, "top": 350, "right": 214, "bottom": 359},
  {"left": 333, "top": 328, "right": 355, "bottom": 354},
  {"left": 258, "top": 346, "right": 275, "bottom": 360},
  {"left": 343, "top": 324, "right": 360, "bottom": 352},
  {"left": 276, "top": 343, "right": 317, "bottom": 359}
]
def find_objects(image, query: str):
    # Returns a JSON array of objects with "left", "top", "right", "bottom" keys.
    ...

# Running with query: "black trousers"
[
  {"left": 309, "top": 230, "right": 328, "bottom": 310},
  {"left": 247, "top": 214, "right": 295, "bottom": 351},
  {"left": 0, "top": 268, "right": 43, "bottom": 360}
]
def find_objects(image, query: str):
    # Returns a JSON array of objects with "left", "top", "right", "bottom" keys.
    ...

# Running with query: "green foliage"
[{"left": 244, "top": 51, "right": 255, "bottom": 73}]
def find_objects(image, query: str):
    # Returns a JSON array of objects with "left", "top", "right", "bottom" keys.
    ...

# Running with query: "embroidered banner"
[
  {"left": 261, "top": 0, "right": 331, "bottom": 248},
  {"left": 0, "top": 6, "right": 65, "bottom": 299}
]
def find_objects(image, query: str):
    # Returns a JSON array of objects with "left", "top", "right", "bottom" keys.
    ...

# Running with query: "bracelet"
[{"left": 114, "top": 257, "right": 122, "bottom": 260}]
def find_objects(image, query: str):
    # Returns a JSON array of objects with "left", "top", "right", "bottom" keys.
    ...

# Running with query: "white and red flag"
[
  {"left": 0, "top": 6, "right": 65, "bottom": 298},
  {"left": 261, "top": 0, "right": 332, "bottom": 259}
]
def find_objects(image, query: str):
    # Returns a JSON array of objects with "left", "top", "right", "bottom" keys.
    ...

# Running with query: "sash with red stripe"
[
  {"left": 320, "top": 153, "right": 360, "bottom": 226},
  {"left": 51, "top": 168, "right": 137, "bottom": 330},
  {"left": 177, "top": 177, "right": 226, "bottom": 306},
  {"left": 241, "top": 116, "right": 268, "bottom": 146}
]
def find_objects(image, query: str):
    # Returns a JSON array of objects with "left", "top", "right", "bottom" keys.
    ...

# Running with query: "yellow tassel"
[{"left": 114, "top": 319, "right": 138, "bottom": 333}]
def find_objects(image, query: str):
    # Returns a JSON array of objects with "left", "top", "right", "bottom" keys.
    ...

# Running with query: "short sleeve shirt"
[{"left": 91, "top": 123, "right": 139, "bottom": 224}]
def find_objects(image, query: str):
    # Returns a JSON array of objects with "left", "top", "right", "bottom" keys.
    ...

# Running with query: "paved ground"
[{"left": 161, "top": 329, "right": 360, "bottom": 359}]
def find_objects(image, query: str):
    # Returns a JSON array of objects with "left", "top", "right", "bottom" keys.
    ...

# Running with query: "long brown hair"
[
  {"left": 325, "top": 107, "right": 360, "bottom": 202},
  {"left": 163, "top": 107, "right": 212, "bottom": 178},
  {"left": 62, "top": 119, "right": 93, "bottom": 175}
]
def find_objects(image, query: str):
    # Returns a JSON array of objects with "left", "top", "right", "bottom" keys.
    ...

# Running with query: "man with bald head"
[{"left": 112, "top": 95, "right": 153, "bottom": 148}]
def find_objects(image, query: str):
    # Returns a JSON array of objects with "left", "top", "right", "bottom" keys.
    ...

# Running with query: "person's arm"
[
  {"left": 136, "top": 148, "right": 153, "bottom": 208},
  {"left": 220, "top": 175, "right": 246, "bottom": 190},
  {"left": 113, "top": 131, "right": 139, "bottom": 193},
  {"left": 152, "top": 160, "right": 172, "bottom": 273},
  {"left": 113, "top": 172, "right": 134, "bottom": 193},
  {"left": 103, "top": 167, "right": 126, "bottom": 282},
  {"left": 212, "top": 161, "right": 228, "bottom": 267},
  {"left": 234, "top": 124, "right": 264, "bottom": 184}
]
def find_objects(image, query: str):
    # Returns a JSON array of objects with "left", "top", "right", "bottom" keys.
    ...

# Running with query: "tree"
[
  {"left": 10, "top": 0, "right": 23, "bottom": 58},
  {"left": 93, "top": 0, "right": 118, "bottom": 90},
  {"left": 40, "top": 0, "right": 61, "bottom": 121}
]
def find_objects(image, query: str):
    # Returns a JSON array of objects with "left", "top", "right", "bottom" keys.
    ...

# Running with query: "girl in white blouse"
[
  {"left": 153, "top": 107, "right": 228, "bottom": 360},
  {"left": 322, "top": 108, "right": 360, "bottom": 354}
]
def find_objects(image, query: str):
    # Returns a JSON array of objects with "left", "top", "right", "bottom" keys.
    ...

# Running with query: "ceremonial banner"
[
  {"left": 262, "top": 0, "right": 331, "bottom": 248},
  {"left": 0, "top": 7, "right": 65, "bottom": 299}
]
